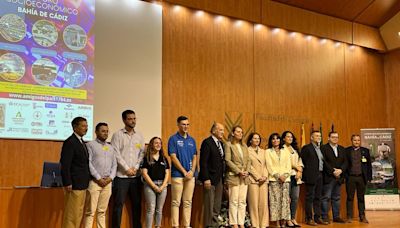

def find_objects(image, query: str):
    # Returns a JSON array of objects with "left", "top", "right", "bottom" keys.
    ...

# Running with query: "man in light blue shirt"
[{"left": 83, "top": 122, "right": 117, "bottom": 228}]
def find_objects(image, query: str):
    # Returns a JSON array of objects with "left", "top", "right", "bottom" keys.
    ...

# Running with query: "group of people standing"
[
  {"left": 59, "top": 110, "right": 372, "bottom": 228},
  {"left": 60, "top": 110, "right": 168, "bottom": 228}
]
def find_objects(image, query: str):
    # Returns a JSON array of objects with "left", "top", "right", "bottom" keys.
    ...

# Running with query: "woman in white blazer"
[{"left": 266, "top": 133, "right": 291, "bottom": 228}]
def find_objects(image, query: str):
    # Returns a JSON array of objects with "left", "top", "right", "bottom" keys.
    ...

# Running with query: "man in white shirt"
[{"left": 111, "top": 110, "right": 145, "bottom": 228}]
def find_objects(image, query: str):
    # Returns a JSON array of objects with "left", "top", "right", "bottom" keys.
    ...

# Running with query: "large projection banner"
[{"left": 0, "top": 0, "right": 94, "bottom": 140}]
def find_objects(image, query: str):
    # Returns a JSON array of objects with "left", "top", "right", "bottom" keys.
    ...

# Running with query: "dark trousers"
[
  {"left": 112, "top": 177, "right": 142, "bottom": 228},
  {"left": 305, "top": 172, "right": 323, "bottom": 221},
  {"left": 290, "top": 176, "right": 300, "bottom": 219},
  {"left": 203, "top": 180, "right": 223, "bottom": 228},
  {"left": 321, "top": 179, "right": 342, "bottom": 219},
  {"left": 346, "top": 175, "right": 366, "bottom": 218}
]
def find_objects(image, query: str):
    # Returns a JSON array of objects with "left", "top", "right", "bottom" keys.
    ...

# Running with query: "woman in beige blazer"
[
  {"left": 266, "top": 133, "right": 291, "bottom": 228},
  {"left": 247, "top": 132, "right": 269, "bottom": 228},
  {"left": 225, "top": 126, "right": 251, "bottom": 228},
  {"left": 282, "top": 131, "right": 303, "bottom": 227}
]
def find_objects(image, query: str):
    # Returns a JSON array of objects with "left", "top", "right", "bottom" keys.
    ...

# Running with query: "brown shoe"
[
  {"left": 315, "top": 218, "right": 329, "bottom": 225},
  {"left": 345, "top": 218, "right": 352, "bottom": 223},
  {"left": 333, "top": 217, "right": 346, "bottom": 223},
  {"left": 360, "top": 216, "right": 369, "bottom": 223},
  {"left": 306, "top": 220, "right": 317, "bottom": 226}
]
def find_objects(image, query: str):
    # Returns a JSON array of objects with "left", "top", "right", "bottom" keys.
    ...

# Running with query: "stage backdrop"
[{"left": 362, "top": 128, "right": 400, "bottom": 210}]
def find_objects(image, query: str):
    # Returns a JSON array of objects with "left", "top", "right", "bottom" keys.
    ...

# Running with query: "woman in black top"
[{"left": 141, "top": 137, "right": 170, "bottom": 228}]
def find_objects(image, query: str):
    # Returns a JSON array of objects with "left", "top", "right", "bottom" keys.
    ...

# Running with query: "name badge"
[
  {"left": 102, "top": 146, "right": 109, "bottom": 151},
  {"left": 135, "top": 143, "right": 142, "bottom": 149},
  {"left": 361, "top": 156, "right": 367, "bottom": 163}
]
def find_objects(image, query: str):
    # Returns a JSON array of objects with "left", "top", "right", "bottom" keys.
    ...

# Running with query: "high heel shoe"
[
  {"left": 291, "top": 219, "right": 301, "bottom": 227},
  {"left": 286, "top": 221, "right": 294, "bottom": 227}
]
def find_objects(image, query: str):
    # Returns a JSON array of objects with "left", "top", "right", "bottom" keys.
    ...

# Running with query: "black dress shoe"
[
  {"left": 360, "top": 216, "right": 369, "bottom": 223},
  {"left": 315, "top": 218, "right": 329, "bottom": 225},
  {"left": 333, "top": 217, "right": 346, "bottom": 223},
  {"left": 305, "top": 220, "right": 317, "bottom": 226}
]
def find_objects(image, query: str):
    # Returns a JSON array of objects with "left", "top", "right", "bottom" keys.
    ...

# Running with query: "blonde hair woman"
[{"left": 225, "top": 126, "right": 251, "bottom": 228}]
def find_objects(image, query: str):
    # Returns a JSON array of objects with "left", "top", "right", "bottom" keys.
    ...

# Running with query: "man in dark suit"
[
  {"left": 321, "top": 132, "right": 348, "bottom": 223},
  {"left": 60, "top": 116, "right": 90, "bottom": 228},
  {"left": 300, "top": 130, "right": 327, "bottom": 226},
  {"left": 345, "top": 134, "right": 372, "bottom": 224},
  {"left": 199, "top": 122, "right": 225, "bottom": 228}
]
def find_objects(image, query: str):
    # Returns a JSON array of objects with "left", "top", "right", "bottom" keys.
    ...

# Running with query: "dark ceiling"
[{"left": 273, "top": 0, "right": 400, "bottom": 27}]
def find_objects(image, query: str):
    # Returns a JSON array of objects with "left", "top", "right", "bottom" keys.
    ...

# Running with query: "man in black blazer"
[
  {"left": 321, "top": 132, "right": 348, "bottom": 223},
  {"left": 345, "top": 134, "right": 372, "bottom": 224},
  {"left": 60, "top": 116, "right": 90, "bottom": 228},
  {"left": 199, "top": 122, "right": 225, "bottom": 228},
  {"left": 300, "top": 130, "right": 326, "bottom": 226}
]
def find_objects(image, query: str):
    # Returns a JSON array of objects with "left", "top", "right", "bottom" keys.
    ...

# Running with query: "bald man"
[{"left": 199, "top": 123, "right": 225, "bottom": 228}]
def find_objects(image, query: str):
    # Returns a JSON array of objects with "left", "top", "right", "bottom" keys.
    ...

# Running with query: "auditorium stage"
[{"left": 1, "top": 187, "right": 399, "bottom": 227}]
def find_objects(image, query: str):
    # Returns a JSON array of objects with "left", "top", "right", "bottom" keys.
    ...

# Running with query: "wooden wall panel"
[
  {"left": 261, "top": 0, "right": 353, "bottom": 44},
  {"left": 164, "top": 0, "right": 262, "bottom": 22},
  {"left": 162, "top": 3, "right": 255, "bottom": 142},
  {"left": 384, "top": 49, "right": 400, "bottom": 189},
  {"left": 344, "top": 45, "right": 387, "bottom": 135},
  {"left": 272, "top": 0, "right": 373, "bottom": 21},
  {"left": 353, "top": 23, "right": 386, "bottom": 51},
  {"left": 254, "top": 26, "right": 349, "bottom": 143},
  {"left": 0, "top": 187, "right": 204, "bottom": 228},
  {"left": 0, "top": 139, "right": 62, "bottom": 186},
  {"left": 165, "top": 0, "right": 389, "bottom": 51},
  {"left": 355, "top": 0, "right": 400, "bottom": 27}
]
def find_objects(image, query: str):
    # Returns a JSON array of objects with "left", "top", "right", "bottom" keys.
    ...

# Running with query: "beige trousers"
[
  {"left": 248, "top": 183, "right": 269, "bottom": 228},
  {"left": 62, "top": 189, "right": 86, "bottom": 228},
  {"left": 83, "top": 180, "right": 112, "bottom": 228},
  {"left": 228, "top": 181, "right": 248, "bottom": 225},
  {"left": 171, "top": 177, "right": 195, "bottom": 227}
]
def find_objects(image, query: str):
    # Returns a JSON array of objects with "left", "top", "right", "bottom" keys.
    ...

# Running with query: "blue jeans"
[
  {"left": 321, "top": 179, "right": 342, "bottom": 219},
  {"left": 144, "top": 180, "right": 167, "bottom": 228},
  {"left": 289, "top": 176, "right": 300, "bottom": 219}
]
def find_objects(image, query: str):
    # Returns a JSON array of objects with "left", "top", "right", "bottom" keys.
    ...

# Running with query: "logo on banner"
[
  {"left": 31, "top": 129, "right": 43, "bottom": 135},
  {"left": 47, "top": 110, "right": 56, "bottom": 118},
  {"left": 33, "top": 111, "right": 42, "bottom": 120},
  {"left": 45, "top": 103, "right": 57, "bottom": 109},
  {"left": 12, "top": 111, "right": 25, "bottom": 125}
]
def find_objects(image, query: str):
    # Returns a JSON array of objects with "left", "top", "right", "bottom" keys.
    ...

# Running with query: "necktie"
[
  {"left": 217, "top": 141, "right": 224, "bottom": 158},
  {"left": 81, "top": 138, "right": 88, "bottom": 157}
]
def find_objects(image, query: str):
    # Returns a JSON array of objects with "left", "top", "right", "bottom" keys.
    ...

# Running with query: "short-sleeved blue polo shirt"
[{"left": 168, "top": 132, "right": 197, "bottom": 178}]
